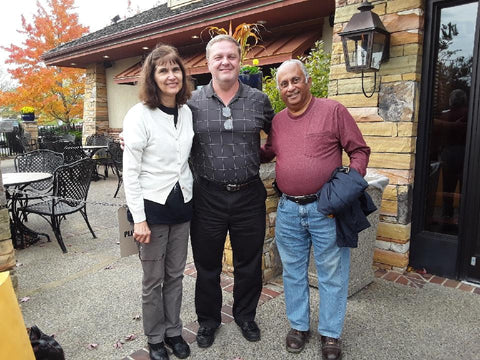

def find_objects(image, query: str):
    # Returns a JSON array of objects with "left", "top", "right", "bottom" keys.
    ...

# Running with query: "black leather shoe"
[
  {"left": 165, "top": 335, "right": 190, "bottom": 359},
  {"left": 196, "top": 326, "right": 218, "bottom": 348},
  {"left": 237, "top": 321, "right": 260, "bottom": 342},
  {"left": 148, "top": 342, "right": 169, "bottom": 360}
]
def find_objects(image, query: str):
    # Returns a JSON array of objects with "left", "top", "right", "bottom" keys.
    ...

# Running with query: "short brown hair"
[
  {"left": 205, "top": 35, "right": 241, "bottom": 60},
  {"left": 138, "top": 44, "right": 192, "bottom": 108}
]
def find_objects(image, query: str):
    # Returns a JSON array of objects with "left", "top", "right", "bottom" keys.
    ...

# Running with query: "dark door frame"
[
  {"left": 410, "top": 0, "right": 480, "bottom": 279},
  {"left": 459, "top": 2, "right": 480, "bottom": 282}
]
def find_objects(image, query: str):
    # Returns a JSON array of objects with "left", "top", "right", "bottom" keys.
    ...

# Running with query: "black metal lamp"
[{"left": 339, "top": 0, "right": 390, "bottom": 97}]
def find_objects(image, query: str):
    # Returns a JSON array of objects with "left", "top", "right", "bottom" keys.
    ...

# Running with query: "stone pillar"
[
  {"left": 330, "top": 0, "right": 424, "bottom": 270},
  {"left": 0, "top": 167, "right": 17, "bottom": 290},
  {"left": 82, "top": 63, "right": 109, "bottom": 144},
  {"left": 221, "top": 163, "right": 282, "bottom": 284},
  {"left": 22, "top": 121, "right": 38, "bottom": 146}
]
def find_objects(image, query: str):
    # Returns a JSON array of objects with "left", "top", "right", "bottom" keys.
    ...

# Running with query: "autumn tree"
[{"left": 0, "top": 0, "right": 89, "bottom": 127}]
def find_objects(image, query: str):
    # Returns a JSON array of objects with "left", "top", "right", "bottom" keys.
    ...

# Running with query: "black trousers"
[{"left": 191, "top": 177, "right": 266, "bottom": 328}]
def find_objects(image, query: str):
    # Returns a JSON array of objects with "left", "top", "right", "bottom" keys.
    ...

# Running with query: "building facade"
[{"left": 42, "top": 0, "right": 480, "bottom": 284}]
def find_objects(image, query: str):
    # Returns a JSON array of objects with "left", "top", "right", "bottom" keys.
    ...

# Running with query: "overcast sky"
[{"left": 1, "top": 0, "right": 166, "bottom": 83}]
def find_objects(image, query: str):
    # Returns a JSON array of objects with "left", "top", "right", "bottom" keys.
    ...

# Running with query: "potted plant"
[
  {"left": 20, "top": 106, "right": 35, "bottom": 121},
  {"left": 202, "top": 22, "right": 264, "bottom": 90},
  {"left": 239, "top": 58, "right": 263, "bottom": 90}
]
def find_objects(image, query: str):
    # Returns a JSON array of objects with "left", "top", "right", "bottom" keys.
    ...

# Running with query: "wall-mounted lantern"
[{"left": 339, "top": 0, "right": 390, "bottom": 97}]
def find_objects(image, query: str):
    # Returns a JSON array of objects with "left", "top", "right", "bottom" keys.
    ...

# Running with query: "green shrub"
[{"left": 262, "top": 40, "right": 331, "bottom": 113}]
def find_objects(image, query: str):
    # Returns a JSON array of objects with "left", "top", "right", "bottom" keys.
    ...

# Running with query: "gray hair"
[
  {"left": 205, "top": 34, "right": 241, "bottom": 60},
  {"left": 275, "top": 59, "right": 310, "bottom": 89}
]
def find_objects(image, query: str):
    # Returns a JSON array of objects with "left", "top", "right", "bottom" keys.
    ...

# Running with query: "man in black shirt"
[{"left": 188, "top": 34, "right": 274, "bottom": 348}]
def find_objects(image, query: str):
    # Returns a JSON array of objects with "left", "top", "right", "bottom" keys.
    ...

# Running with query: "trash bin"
[{"left": 307, "top": 173, "right": 389, "bottom": 297}]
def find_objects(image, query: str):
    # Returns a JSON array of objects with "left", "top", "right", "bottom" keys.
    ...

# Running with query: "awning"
[
  {"left": 114, "top": 31, "right": 320, "bottom": 84},
  {"left": 114, "top": 62, "right": 143, "bottom": 85}
]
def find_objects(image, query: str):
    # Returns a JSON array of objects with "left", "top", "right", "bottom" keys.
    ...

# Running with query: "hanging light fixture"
[{"left": 339, "top": 0, "right": 390, "bottom": 97}]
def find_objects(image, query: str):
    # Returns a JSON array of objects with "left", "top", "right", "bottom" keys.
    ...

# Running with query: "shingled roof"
[{"left": 44, "top": 0, "right": 225, "bottom": 57}]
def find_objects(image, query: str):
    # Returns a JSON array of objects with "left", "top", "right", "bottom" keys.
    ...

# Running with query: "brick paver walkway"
[{"left": 122, "top": 263, "right": 284, "bottom": 360}]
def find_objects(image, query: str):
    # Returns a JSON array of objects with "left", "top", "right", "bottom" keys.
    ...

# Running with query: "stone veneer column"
[
  {"left": 330, "top": 0, "right": 424, "bottom": 270},
  {"left": 82, "top": 63, "right": 109, "bottom": 143},
  {"left": 22, "top": 121, "right": 38, "bottom": 146},
  {"left": 0, "top": 166, "right": 16, "bottom": 290},
  {"left": 221, "top": 139, "right": 282, "bottom": 283}
]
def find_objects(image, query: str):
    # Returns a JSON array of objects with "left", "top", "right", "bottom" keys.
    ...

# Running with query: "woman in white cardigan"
[{"left": 123, "top": 45, "right": 193, "bottom": 360}]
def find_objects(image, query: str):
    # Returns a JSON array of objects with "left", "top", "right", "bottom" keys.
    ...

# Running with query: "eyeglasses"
[{"left": 222, "top": 106, "right": 233, "bottom": 130}]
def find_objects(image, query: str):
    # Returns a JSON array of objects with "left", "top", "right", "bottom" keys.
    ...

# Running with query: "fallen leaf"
[
  {"left": 104, "top": 265, "right": 113, "bottom": 270},
  {"left": 16, "top": 262, "right": 24, "bottom": 267},
  {"left": 20, "top": 297, "right": 30, "bottom": 303},
  {"left": 114, "top": 340, "right": 124, "bottom": 349},
  {"left": 87, "top": 343, "right": 98, "bottom": 350},
  {"left": 125, "top": 334, "right": 137, "bottom": 341},
  {"left": 133, "top": 314, "right": 141, "bottom": 321}
]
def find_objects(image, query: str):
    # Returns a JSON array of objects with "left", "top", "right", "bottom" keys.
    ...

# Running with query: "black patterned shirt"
[{"left": 188, "top": 81, "right": 274, "bottom": 184}]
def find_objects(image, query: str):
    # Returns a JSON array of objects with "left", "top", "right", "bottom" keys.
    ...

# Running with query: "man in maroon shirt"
[{"left": 261, "top": 59, "right": 370, "bottom": 360}]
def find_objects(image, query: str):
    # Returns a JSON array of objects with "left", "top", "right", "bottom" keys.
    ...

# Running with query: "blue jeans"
[{"left": 275, "top": 195, "right": 350, "bottom": 338}]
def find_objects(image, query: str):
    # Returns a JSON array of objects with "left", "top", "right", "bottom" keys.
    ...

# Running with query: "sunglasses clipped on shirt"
[{"left": 222, "top": 106, "right": 233, "bottom": 130}]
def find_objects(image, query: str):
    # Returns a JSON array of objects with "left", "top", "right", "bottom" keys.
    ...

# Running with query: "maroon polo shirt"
[{"left": 261, "top": 97, "right": 370, "bottom": 196}]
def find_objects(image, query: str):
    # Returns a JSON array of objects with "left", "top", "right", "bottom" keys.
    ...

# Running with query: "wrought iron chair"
[
  {"left": 14, "top": 150, "right": 64, "bottom": 214},
  {"left": 63, "top": 145, "right": 88, "bottom": 164},
  {"left": 86, "top": 134, "right": 114, "bottom": 177},
  {"left": 61, "top": 133, "right": 76, "bottom": 143},
  {"left": 19, "top": 158, "right": 97, "bottom": 253},
  {"left": 52, "top": 140, "right": 74, "bottom": 153},
  {"left": 108, "top": 142, "right": 123, "bottom": 197}
]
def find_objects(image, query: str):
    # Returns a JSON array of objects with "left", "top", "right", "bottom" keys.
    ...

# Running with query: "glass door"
[{"left": 411, "top": 0, "right": 480, "bottom": 280}]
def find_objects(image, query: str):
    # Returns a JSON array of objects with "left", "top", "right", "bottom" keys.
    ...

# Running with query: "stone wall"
[
  {"left": 330, "top": 0, "right": 424, "bottom": 269},
  {"left": 82, "top": 63, "right": 109, "bottom": 143}
]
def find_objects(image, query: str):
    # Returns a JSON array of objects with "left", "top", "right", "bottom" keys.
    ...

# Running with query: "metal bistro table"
[
  {"left": 82, "top": 145, "right": 109, "bottom": 180},
  {"left": 81, "top": 144, "right": 108, "bottom": 155},
  {"left": 2, "top": 172, "right": 53, "bottom": 249}
]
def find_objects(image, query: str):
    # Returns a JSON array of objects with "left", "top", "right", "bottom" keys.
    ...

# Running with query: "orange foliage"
[{"left": 0, "top": 0, "right": 89, "bottom": 125}]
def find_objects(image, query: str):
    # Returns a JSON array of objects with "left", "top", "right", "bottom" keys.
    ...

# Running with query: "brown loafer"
[
  {"left": 321, "top": 336, "right": 342, "bottom": 360},
  {"left": 286, "top": 328, "right": 310, "bottom": 353}
]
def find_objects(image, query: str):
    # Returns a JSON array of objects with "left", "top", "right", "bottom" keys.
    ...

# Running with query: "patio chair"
[
  {"left": 19, "top": 158, "right": 97, "bottom": 253},
  {"left": 63, "top": 145, "right": 88, "bottom": 164},
  {"left": 108, "top": 142, "right": 123, "bottom": 197},
  {"left": 52, "top": 140, "right": 74, "bottom": 153},
  {"left": 86, "top": 134, "right": 114, "bottom": 177},
  {"left": 61, "top": 133, "right": 76, "bottom": 143},
  {"left": 14, "top": 150, "right": 64, "bottom": 216},
  {"left": 14, "top": 150, "right": 64, "bottom": 189}
]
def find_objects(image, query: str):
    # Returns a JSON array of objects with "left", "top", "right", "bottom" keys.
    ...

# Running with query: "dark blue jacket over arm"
[{"left": 317, "top": 167, "right": 377, "bottom": 248}]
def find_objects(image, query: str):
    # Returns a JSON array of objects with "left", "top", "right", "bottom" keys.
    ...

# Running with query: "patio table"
[
  {"left": 2, "top": 172, "right": 52, "bottom": 249},
  {"left": 82, "top": 145, "right": 109, "bottom": 180}
]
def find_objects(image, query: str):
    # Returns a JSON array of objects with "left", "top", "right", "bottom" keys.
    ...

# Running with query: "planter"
[
  {"left": 307, "top": 173, "right": 390, "bottom": 297},
  {"left": 21, "top": 113, "right": 35, "bottom": 121},
  {"left": 239, "top": 71, "right": 263, "bottom": 90}
]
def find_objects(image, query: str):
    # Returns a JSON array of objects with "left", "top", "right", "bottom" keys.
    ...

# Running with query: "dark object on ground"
[{"left": 28, "top": 325, "right": 65, "bottom": 360}]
